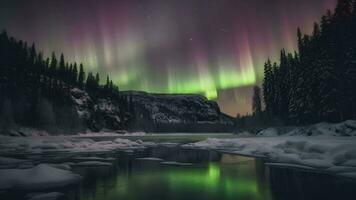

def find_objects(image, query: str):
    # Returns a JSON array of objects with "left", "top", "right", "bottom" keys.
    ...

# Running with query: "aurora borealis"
[{"left": 0, "top": 0, "right": 336, "bottom": 116}]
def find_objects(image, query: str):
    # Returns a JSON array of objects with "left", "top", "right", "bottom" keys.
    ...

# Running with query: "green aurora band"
[{"left": 0, "top": 0, "right": 337, "bottom": 115}]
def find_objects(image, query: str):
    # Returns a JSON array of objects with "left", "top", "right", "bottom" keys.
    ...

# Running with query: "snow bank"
[
  {"left": 184, "top": 136, "right": 356, "bottom": 177},
  {"left": 0, "top": 157, "right": 27, "bottom": 166},
  {"left": 77, "top": 131, "right": 146, "bottom": 136},
  {"left": 0, "top": 136, "right": 146, "bottom": 154},
  {"left": 253, "top": 120, "right": 356, "bottom": 137},
  {"left": 72, "top": 156, "right": 115, "bottom": 161},
  {"left": 26, "top": 192, "right": 66, "bottom": 200},
  {"left": 296, "top": 120, "right": 356, "bottom": 136},
  {"left": 76, "top": 132, "right": 120, "bottom": 137},
  {"left": 124, "top": 132, "right": 146, "bottom": 136},
  {"left": 160, "top": 161, "right": 193, "bottom": 166},
  {"left": 0, "top": 164, "right": 81, "bottom": 190},
  {"left": 136, "top": 157, "right": 164, "bottom": 161},
  {"left": 72, "top": 161, "right": 112, "bottom": 167},
  {"left": 46, "top": 163, "right": 72, "bottom": 171},
  {"left": 257, "top": 128, "right": 278, "bottom": 137}
]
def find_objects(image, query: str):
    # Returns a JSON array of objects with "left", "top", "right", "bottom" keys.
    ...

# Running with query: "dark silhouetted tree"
[
  {"left": 78, "top": 63, "right": 85, "bottom": 89},
  {"left": 252, "top": 86, "right": 262, "bottom": 116}
]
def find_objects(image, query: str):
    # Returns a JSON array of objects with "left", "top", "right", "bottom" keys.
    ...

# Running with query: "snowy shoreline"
[
  {"left": 183, "top": 120, "right": 356, "bottom": 179},
  {"left": 0, "top": 120, "right": 356, "bottom": 196}
]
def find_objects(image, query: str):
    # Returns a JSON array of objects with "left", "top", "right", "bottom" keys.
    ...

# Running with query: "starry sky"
[{"left": 0, "top": 0, "right": 336, "bottom": 116}]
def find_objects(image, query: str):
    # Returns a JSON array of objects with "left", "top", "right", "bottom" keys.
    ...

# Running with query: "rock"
[
  {"left": 121, "top": 91, "right": 234, "bottom": 132},
  {"left": 70, "top": 88, "right": 122, "bottom": 132},
  {"left": 70, "top": 88, "right": 233, "bottom": 133}
]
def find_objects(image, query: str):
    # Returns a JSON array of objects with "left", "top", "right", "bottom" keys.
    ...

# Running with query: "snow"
[
  {"left": 76, "top": 131, "right": 146, "bottom": 137},
  {"left": 124, "top": 131, "right": 146, "bottom": 136},
  {"left": 0, "top": 164, "right": 81, "bottom": 190},
  {"left": 0, "top": 136, "right": 146, "bottom": 154},
  {"left": 184, "top": 135, "right": 356, "bottom": 177},
  {"left": 70, "top": 88, "right": 91, "bottom": 119},
  {"left": 26, "top": 192, "right": 66, "bottom": 200},
  {"left": 265, "top": 163, "right": 316, "bottom": 170},
  {"left": 11, "top": 127, "right": 50, "bottom": 137},
  {"left": 342, "top": 160, "right": 356, "bottom": 167},
  {"left": 46, "top": 163, "right": 72, "bottom": 171},
  {"left": 247, "top": 120, "right": 356, "bottom": 137},
  {"left": 257, "top": 128, "right": 278, "bottom": 137},
  {"left": 72, "top": 161, "right": 112, "bottom": 167},
  {"left": 72, "top": 156, "right": 115, "bottom": 161},
  {"left": 136, "top": 157, "right": 164, "bottom": 161},
  {"left": 77, "top": 132, "right": 120, "bottom": 136},
  {"left": 0, "top": 157, "right": 27, "bottom": 165},
  {"left": 285, "top": 120, "right": 356, "bottom": 136},
  {"left": 160, "top": 161, "right": 193, "bottom": 166}
]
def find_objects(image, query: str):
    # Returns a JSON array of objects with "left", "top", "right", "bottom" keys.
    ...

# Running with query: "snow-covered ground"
[
  {"left": 0, "top": 164, "right": 81, "bottom": 191},
  {"left": 0, "top": 136, "right": 151, "bottom": 155},
  {"left": 184, "top": 120, "right": 356, "bottom": 178},
  {"left": 26, "top": 192, "right": 66, "bottom": 200},
  {"left": 0, "top": 136, "right": 153, "bottom": 195}
]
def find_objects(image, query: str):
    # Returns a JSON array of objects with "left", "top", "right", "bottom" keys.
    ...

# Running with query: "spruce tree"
[
  {"left": 252, "top": 86, "right": 262, "bottom": 116},
  {"left": 262, "top": 59, "right": 273, "bottom": 115},
  {"left": 29, "top": 43, "right": 36, "bottom": 69},
  {"left": 72, "top": 63, "right": 78, "bottom": 86},
  {"left": 49, "top": 52, "right": 57, "bottom": 78},
  {"left": 95, "top": 73, "right": 100, "bottom": 87},
  {"left": 59, "top": 53, "right": 65, "bottom": 80},
  {"left": 78, "top": 63, "right": 85, "bottom": 89}
]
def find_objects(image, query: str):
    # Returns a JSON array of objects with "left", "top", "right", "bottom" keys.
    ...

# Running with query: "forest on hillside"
[
  {"left": 261, "top": 0, "right": 356, "bottom": 125},
  {"left": 0, "top": 31, "right": 125, "bottom": 134},
  {"left": 235, "top": 0, "right": 356, "bottom": 130}
]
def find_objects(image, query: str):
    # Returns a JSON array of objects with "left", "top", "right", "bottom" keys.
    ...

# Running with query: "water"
[{"left": 67, "top": 146, "right": 356, "bottom": 200}]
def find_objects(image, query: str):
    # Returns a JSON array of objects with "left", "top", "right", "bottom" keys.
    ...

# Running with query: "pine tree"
[
  {"left": 95, "top": 73, "right": 100, "bottom": 87},
  {"left": 59, "top": 53, "right": 65, "bottom": 80},
  {"left": 49, "top": 52, "right": 57, "bottom": 78},
  {"left": 317, "top": 49, "right": 340, "bottom": 121},
  {"left": 44, "top": 58, "right": 50, "bottom": 75},
  {"left": 86, "top": 72, "right": 93, "bottom": 92},
  {"left": 345, "top": 47, "right": 356, "bottom": 119},
  {"left": 277, "top": 49, "right": 291, "bottom": 119},
  {"left": 29, "top": 43, "right": 36, "bottom": 69},
  {"left": 297, "top": 28, "right": 304, "bottom": 57},
  {"left": 271, "top": 62, "right": 279, "bottom": 116},
  {"left": 106, "top": 75, "right": 110, "bottom": 88},
  {"left": 288, "top": 52, "right": 300, "bottom": 121},
  {"left": 78, "top": 63, "right": 85, "bottom": 89},
  {"left": 252, "top": 86, "right": 262, "bottom": 116},
  {"left": 72, "top": 63, "right": 78, "bottom": 85},
  {"left": 262, "top": 59, "right": 273, "bottom": 115},
  {"left": 36, "top": 52, "right": 44, "bottom": 75}
]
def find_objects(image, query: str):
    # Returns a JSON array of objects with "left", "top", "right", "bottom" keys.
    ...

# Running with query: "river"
[{"left": 65, "top": 144, "right": 356, "bottom": 200}]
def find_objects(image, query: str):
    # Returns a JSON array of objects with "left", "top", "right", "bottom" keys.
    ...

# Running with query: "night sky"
[{"left": 0, "top": 0, "right": 336, "bottom": 116}]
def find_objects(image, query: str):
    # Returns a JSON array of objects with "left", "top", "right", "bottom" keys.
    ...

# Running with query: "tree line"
[
  {"left": 262, "top": 0, "right": 356, "bottom": 124},
  {"left": 0, "top": 30, "right": 120, "bottom": 134}
]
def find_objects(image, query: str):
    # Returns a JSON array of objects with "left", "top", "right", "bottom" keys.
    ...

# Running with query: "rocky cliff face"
[
  {"left": 122, "top": 91, "right": 234, "bottom": 132},
  {"left": 70, "top": 88, "right": 123, "bottom": 132},
  {"left": 70, "top": 89, "right": 233, "bottom": 132}
]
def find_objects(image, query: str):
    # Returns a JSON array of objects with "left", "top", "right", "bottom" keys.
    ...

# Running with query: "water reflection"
[
  {"left": 73, "top": 147, "right": 272, "bottom": 200},
  {"left": 68, "top": 146, "right": 356, "bottom": 200},
  {"left": 269, "top": 167, "right": 356, "bottom": 200}
]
